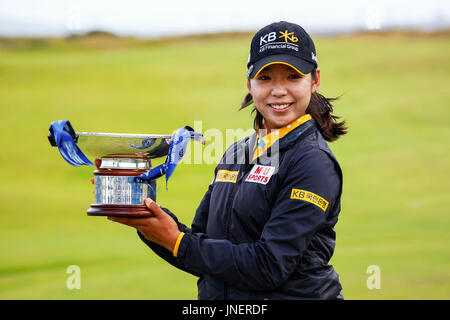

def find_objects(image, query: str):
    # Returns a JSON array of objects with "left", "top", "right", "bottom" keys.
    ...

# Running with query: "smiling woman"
[
  {"left": 241, "top": 63, "right": 346, "bottom": 141},
  {"left": 109, "top": 21, "right": 349, "bottom": 300},
  {"left": 246, "top": 64, "right": 318, "bottom": 131}
]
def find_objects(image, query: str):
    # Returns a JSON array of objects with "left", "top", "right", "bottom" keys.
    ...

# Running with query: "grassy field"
[{"left": 0, "top": 31, "right": 449, "bottom": 299}]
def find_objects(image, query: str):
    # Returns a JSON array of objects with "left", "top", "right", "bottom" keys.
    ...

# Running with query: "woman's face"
[{"left": 247, "top": 63, "right": 320, "bottom": 132}]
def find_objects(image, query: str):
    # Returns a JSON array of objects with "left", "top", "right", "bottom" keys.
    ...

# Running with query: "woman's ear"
[
  {"left": 312, "top": 68, "right": 321, "bottom": 93},
  {"left": 246, "top": 79, "right": 251, "bottom": 93}
]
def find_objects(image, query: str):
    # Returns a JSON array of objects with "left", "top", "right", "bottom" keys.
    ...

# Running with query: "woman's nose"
[{"left": 271, "top": 83, "right": 287, "bottom": 96}]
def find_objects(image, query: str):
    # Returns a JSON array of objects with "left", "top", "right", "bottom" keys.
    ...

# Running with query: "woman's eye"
[
  {"left": 289, "top": 74, "right": 302, "bottom": 79},
  {"left": 257, "top": 75, "right": 270, "bottom": 80}
]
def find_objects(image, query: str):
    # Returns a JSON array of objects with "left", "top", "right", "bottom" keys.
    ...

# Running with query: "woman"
[{"left": 108, "top": 21, "right": 347, "bottom": 299}]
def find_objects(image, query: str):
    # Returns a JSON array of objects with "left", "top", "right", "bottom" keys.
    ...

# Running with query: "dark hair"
[{"left": 239, "top": 69, "right": 347, "bottom": 142}]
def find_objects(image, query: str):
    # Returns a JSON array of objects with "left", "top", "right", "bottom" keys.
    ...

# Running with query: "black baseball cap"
[{"left": 247, "top": 21, "right": 318, "bottom": 79}]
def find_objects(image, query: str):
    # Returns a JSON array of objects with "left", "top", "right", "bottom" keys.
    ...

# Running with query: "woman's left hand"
[{"left": 108, "top": 198, "right": 181, "bottom": 253}]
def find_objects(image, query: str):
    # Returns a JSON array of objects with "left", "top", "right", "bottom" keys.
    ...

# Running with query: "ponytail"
[
  {"left": 306, "top": 92, "right": 347, "bottom": 142},
  {"left": 239, "top": 68, "right": 347, "bottom": 141}
]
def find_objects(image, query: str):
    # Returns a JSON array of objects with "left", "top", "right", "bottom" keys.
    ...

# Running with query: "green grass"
[{"left": 0, "top": 32, "right": 449, "bottom": 299}]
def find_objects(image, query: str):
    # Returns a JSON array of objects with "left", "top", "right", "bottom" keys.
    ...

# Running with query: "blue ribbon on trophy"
[
  {"left": 48, "top": 120, "right": 203, "bottom": 190},
  {"left": 48, "top": 120, "right": 94, "bottom": 166},
  {"left": 134, "top": 126, "right": 203, "bottom": 190}
]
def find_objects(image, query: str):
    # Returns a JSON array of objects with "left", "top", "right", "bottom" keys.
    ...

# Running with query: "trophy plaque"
[{"left": 48, "top": 121, "right": 202, "bottom": 218}]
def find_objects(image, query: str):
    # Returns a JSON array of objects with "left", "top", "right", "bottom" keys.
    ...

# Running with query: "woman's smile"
[{"left": 267, "top": 102, "right": 294, "bottom": 111}]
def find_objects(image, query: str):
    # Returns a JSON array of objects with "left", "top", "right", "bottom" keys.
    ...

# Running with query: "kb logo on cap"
[
  {"left": 260, "top": 30, "right": 299, "bottom": 45},
  {"left": 279, "top": 30, "right": 298, "bottom": 43}
]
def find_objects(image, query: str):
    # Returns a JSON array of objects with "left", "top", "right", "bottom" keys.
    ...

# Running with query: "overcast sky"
[{"left": 0, "top": 0, "right": 449, "bottom": 37}]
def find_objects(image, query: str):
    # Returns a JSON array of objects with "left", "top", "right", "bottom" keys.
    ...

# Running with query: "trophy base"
[{"left": 87, "top": 204, "right": 155, "bottom": 217}]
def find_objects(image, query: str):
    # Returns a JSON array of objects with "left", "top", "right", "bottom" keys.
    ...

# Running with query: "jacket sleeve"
[
  {"left": 137, "top": 182, "right": 214, "bottom": 277},
  {"left": 174, "top": 148, "right": 341, "bottom": 291}
]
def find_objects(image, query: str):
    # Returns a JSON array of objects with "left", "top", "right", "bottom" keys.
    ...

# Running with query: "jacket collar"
[{"left": 251, "top": 114, "right": 314, "bottom": 161}]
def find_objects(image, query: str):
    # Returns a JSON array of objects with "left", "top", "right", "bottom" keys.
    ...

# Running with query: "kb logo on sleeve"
[{"left": 291, "top": 188, "right": 329, "bottom": 212}]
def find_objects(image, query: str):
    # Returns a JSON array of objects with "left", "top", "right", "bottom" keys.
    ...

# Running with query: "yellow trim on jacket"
[
  {"left": 252, "top": 114, "right": 312, "bottom": 161},
  {"left": 173, "top": 232, "right": 185, "bottom": 257}
]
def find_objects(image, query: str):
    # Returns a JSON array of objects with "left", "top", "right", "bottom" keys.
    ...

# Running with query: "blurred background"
[{"left": 0, "top": 0, "right": 449, "bottom": 299}]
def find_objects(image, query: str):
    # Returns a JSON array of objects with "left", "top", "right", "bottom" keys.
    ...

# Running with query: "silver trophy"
[{"left": 48, "top": 121, "right": 203, "bottom": 217}]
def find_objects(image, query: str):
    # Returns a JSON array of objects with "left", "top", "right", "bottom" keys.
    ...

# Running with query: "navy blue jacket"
[{"left": 138, "top": 117, "right": 344, "bottom": 299}]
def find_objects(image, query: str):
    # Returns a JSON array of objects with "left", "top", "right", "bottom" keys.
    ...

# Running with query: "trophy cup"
[{"left": 48, "top": 120, "right": 203, "bottom": 218}]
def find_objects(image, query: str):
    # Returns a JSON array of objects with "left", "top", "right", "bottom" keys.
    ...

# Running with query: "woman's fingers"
[
  {"left": 143, "top": 198, "right": 166, "bottom": 218},
  {"left": 108, "top": 199, "right": 180, "bottom": 251},
  {"left": 108, "top": 198, "right": 163, "bottom": 227},
  {"left": 108, "top": 216, "right": 134, "bottom": 226},
  {"left": 108, "top": 216, "right": 147, "bottom": 228}
]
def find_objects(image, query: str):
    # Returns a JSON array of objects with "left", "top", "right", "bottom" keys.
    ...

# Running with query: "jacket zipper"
[
  {"left": 223, "top": 162, "right": 253, "bottom": 299},
  {"left": 224, "top": 180, "right": 239, "bottom": 300}
]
